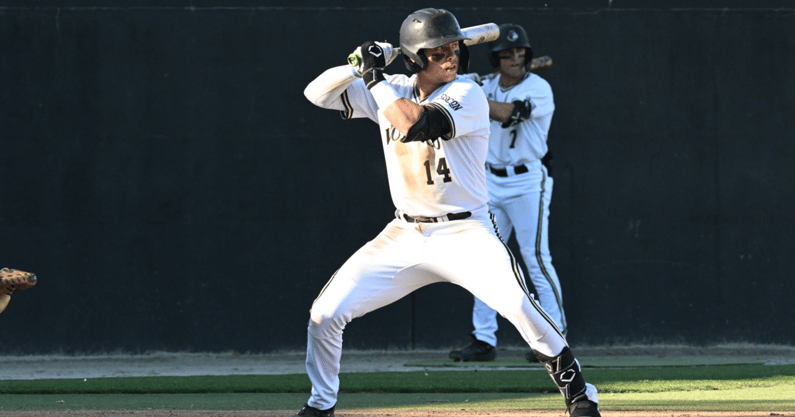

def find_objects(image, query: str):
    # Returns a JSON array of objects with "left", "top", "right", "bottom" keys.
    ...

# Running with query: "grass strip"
[
  {"left": 1, "top": 364, "right": 793, "bottom": 395},
  {"left": 406, "top": 356, "right": 763, "bottom": 368}
]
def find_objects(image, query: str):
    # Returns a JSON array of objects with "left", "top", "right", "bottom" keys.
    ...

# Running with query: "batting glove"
[{"left": 501, "top": 98, "right": 535, "bottom": 128}]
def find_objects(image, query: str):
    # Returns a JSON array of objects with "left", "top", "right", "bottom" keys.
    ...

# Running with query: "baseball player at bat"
[
  {"left": 300, "top": 9, "right": 600, "bottom": 417},
  {"left": 450, "top": 24, "right": 569, "bottom": 364}
]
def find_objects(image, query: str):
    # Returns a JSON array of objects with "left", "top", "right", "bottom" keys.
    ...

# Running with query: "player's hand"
[
  {"left": 348, "top": 41, "right": 397, "bottom": 74},
  {"left": 501, "top": 98, "right": 534, "bottom": 128},
  {"left": 375, "top": 42, "right": 398, "bottom": 66},
  {"left": 359, "top": 41, "right": 387, "bottom": 89}
]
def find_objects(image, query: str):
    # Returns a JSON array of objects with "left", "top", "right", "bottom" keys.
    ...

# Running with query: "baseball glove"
[{"left": 0, "top": 268, "right": 38, "bottom": 314}]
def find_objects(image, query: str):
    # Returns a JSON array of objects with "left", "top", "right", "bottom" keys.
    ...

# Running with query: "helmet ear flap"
[
  {"left": 403, "top": 54, "right": 426, "bottom": 73},
  {"left": 524, "top": 47, "right": 534, "bottom": 65},
  {"left": 457, "top": 41, "right": 470, "bottom": 74},
  {"left": 489, "top": 52, "right": 500, "bottom": 68}
]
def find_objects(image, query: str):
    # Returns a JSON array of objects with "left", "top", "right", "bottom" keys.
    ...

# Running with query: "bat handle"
[{"left": 348, "top": 47, "right": 404, "bottom": 68}]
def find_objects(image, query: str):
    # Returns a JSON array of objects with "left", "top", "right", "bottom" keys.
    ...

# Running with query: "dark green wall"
[{"left": 1, "top": 1, "right": 793, "bottom": 353}]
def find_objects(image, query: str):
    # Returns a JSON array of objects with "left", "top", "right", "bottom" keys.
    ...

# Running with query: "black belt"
[
  {"left": 488, "top": 164, "right": 529, "bottom": 177},
  {"left": 402, "top": 211, "right": 472, "bottom": 223}
]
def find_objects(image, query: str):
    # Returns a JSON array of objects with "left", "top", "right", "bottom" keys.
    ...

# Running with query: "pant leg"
[
  {"left": 509, "top": 172, "right": 567, "bottom": 335},
  {"left": 424, "top": 213, "right": 567, "bottom": 358},
  {"left": 471, "top": 297, "right": 498, "bottom": 346},
  {"left": 305, "top": 220, "right": 435, "bottom": 410},
  {"left": 470, "top": 203, "right": 514, "bottom": 347}
]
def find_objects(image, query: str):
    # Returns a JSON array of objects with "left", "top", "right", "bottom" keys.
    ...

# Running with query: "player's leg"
[
  {"left": 430, "top": 213, "right": 599, "bottom": 415},
  {"left": 304, "top": 220, "right": 435, "bottom": 412},
  {"left": 449, "top": 203, "right": 511, "bottom": 361},
  {"left": 509, "top": 171, "right": 567, "bottom": 335},
  {"left": 472, "top": 203, "right": 513, "bottom": 346}
]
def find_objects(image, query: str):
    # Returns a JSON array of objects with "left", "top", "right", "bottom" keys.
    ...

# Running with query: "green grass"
[{"left": 1, "top": 364, "right": 794, "bottom": 411}]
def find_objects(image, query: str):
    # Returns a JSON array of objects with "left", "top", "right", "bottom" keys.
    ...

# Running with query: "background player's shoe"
[
  {"left": 449, "top": 335, "right": 496, "bottom": 362},
  {"left": 568, "top": 399, "right": 600, "bottom": 417},
  {"left": 294, "top": 404, "right": 335, "bottom": 417},
  {"left": 524, "top": 350, "right": 540, "bottom": 362}
]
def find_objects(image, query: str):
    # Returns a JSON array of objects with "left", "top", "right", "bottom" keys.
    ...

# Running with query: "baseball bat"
[
  {"left": 528, "top": 55, "right": 553, "bottom": 72},
  {"left": 348, "top": 23, "right": 500, "bottom": 67}
]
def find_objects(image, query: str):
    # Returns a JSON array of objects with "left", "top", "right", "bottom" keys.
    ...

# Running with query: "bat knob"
[{"left": 347, "top": 53, "right": 361, "bottom": 67}]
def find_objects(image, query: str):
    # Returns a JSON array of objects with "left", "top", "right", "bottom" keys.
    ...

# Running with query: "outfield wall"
[{"left": 1, "top": 1, "right": 794, "bottom": 353}]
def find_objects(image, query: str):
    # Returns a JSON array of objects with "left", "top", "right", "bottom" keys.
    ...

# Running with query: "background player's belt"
[
  {"left": 401, "top": 211, "right": 472, "bottom": 223},
  {"left": 488, "top": 164, "right": 529, "bottom": 177}
]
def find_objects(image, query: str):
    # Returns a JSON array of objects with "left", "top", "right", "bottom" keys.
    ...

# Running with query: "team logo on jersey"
[
  {"left": 384, "top": 126, "right": 404, "bottom": 145},
  {"left": 507, "top": 30, "right": 519, "bottom": 42},
  {"left": 438, "top": 94, "right": 462, "bottom": 111},
  {"left": 384, "top": 127, "right": 441, "bottom": 149}
]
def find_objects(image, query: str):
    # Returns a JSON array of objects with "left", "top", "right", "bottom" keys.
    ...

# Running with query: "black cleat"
[
  {"left": 449, "top": 336, "right": 496, "bottom": 362},
  {"left": 568, "top": 399, "right": 600, "bottom": 417},
  {"left": 294, "top": 403, "right": 335, "bottom": 417}
]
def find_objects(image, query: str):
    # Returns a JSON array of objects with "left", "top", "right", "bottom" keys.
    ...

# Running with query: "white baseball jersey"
[
  {"left": 480, "top": 72, "right": 554, "bottom": 168},
  {"left": 339, "top": 74, "right": 490, "bottom": 217}
]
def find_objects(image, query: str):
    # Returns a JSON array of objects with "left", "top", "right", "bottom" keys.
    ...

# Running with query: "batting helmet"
[
  {"left": 399, "top": 8, "right": 470, "bottom": 73},
  {"left": 489, "top": 23, "right": 533, "bottom": 67}
]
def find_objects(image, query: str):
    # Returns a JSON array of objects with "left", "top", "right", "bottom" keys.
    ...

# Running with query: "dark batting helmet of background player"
[
  {"left": 489, "top": 23, "right": 533, "bottom": 67},
  {"left": 399, "top": 8, "right": 470, "bottom": 74}
]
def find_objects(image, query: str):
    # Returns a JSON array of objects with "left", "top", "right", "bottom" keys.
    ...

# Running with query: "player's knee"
[
  {"left": 494, "top": 295, "right": 530, "bottom": 322},
  {"left": 308, "top": 305, "right": 351, "bottom": 338}
]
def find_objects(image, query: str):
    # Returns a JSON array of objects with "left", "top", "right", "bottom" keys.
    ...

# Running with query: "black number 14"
[{"left": 424, "top": 157, "right": 452, "bottom": 185}]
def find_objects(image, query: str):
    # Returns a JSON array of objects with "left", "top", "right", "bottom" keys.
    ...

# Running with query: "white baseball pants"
[{"left": 304, "top": 207, "right": 567, "bottom": 410}]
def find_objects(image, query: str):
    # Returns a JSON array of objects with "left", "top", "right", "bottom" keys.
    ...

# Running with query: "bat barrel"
[{"left": 462, "top": 23, "right": 500, "bottom": 46}]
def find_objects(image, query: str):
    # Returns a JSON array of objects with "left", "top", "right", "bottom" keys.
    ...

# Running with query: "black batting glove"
[
  {"left": 360, "top": 41, "right": 387, "bottom": 89},
  {"left": 501, "top": 98, "right": 535, "bottom": 128}
]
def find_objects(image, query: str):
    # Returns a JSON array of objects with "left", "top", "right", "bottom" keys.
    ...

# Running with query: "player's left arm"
[
  {"left": 353, "top": 41, "right": 438, "bottom": 138},
  {"left": 395, "top": 79, "right": 488, "bottom": 143},
  {"left": 489, "top": 76, "right": 554, "bottom": 128},
  {"left": 488, "top": 99, "right": 528, "bottom": 126}
]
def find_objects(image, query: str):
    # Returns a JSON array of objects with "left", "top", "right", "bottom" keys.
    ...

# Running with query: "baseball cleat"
[
  {"left": 568, "top": 399, "right": 600, "bottom": 417},
  {"left": 294, "top": 404, "right": 335, "bottom": 417},
  {"left": 449, "top": 336, "right": 496, "bottom": 362}
]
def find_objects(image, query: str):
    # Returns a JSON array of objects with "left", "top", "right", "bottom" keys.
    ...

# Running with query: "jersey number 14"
[{"left": 424, "top": 158, "right": 452, "bottom": 185}]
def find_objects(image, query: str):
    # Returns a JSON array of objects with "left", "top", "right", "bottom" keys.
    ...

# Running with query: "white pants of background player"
[
  {"left": 305, "top": 206, "right": 572, "bottom": 410},
  {"left": 472, "top": 160, "right": 567, "bottom": 347}
]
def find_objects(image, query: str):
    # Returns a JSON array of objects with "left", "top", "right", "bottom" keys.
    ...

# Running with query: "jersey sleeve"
[
  {"left": 428, "top": 78, "right": 490, "bottom": 140},
  {"left": 339, "top": 79, "right": 379, "bottom": 122},
  {"left": 525, "top": 75, "right": 554, "bottom": 118},
  {"left": 339, "top": 73, "right": 412, "bottom": 123}
]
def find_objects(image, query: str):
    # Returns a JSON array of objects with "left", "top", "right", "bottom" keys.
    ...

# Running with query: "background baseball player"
[
  {"left": 449, "top": 23, "right": 567, "bottom": 363},
  {"left": 299, "top": 9, "right": 599, "bottom": 417}
]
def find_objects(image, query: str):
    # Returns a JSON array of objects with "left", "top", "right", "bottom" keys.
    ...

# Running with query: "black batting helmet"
[
  {"left": 399, "top": 8, "right": 470, "bottom": 73},
  {"left": 489, "top": 23, "right": 533, "bottom": 67}
]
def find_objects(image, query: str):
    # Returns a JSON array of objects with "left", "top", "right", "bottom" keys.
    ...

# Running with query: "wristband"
[
  {"left": 362, "top": 68, "right": 385, "bottom": 89},
  {"left": 369, "top": 81, "right": 402, "bottom": 110}
]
